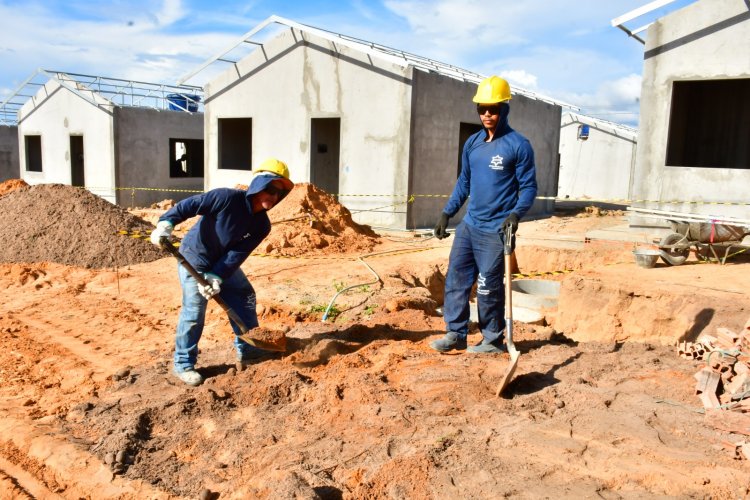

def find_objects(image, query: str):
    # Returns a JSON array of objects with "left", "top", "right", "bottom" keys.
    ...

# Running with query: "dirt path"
[{"left": 1, "top": 182, "right": 749, "bottom": 498}]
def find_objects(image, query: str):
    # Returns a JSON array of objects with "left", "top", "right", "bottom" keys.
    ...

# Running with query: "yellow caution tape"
[{"left": 92, "top": 185, "right": 748, "bottom": 206}]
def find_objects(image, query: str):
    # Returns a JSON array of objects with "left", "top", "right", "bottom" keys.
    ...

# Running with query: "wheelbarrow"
[{"left": 658, "top": 221, "right": 750, "bottom": 266}]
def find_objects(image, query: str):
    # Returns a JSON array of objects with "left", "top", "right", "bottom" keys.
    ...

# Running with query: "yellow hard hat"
[
  {"left": 472, "top": 76, "right": 512, "bottom": 104},
  {"left": 254, "top": 158, "right": 294, "bottom": 190}
]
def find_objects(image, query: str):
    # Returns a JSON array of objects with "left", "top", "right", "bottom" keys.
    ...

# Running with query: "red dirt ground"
[{"left": 1, "top": 180, "right": 749, "bottom": 499}]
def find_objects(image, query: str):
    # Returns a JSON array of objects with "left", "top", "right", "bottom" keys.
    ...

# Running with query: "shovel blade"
[
  {"left": 495, "top": 348, "right": 520, "bottom": 397},
  {"left": 237, "top": 332, "right": 287, "bottom": 352}
]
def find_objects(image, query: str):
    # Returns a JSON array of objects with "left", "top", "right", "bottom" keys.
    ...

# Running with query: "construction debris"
[{"left": 680, "top": 317, "right": 750, "bottom": 458}]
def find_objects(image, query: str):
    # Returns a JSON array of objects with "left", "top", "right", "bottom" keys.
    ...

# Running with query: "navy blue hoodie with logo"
[
  {"left": 442, "top": 104, "right": 537, "bottom": 233},
  {"left": 158, "top": 175, "right": 279, "bottom": 280}
]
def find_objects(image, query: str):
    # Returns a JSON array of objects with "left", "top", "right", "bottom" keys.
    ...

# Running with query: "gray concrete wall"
[
  {"left": 17, "top": 79, "right": 117, "bottom": 202},
  {"left": 631, "top": 0, "right": 750, "bottom": 227},
  {"left": 0, "top": 126, "right": 19, "bottom": 181},
  {"left": 558, "top": 117, "right": 636, "bottom": 201},
  {"left": 204, "top": 28, "right": 414, "bottom": 229},
  {"left": 409, "top": 70, "right": 561, "bottom": 230},
  {"left": 114, "top": 107, "right": 204, "bottom": 207}
]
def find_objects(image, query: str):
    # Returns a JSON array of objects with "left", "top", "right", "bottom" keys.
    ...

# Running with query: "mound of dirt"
[
  {"left": 260, "top": 182, "right": 379, "bottom": 256},
  {"left": 0, "top": 184, "right": 165, "bottom": 268},
  {"left": 0, "top": 178, "right": 29, "bottom": 197}
]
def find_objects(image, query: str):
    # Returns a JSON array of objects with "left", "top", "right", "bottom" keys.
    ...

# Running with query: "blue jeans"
[
  {"left": 174, "top": 264, "right": 260, "bottom": 372},
  {"left": 443, "top": 221, "right": 507, "bottom": 343}
]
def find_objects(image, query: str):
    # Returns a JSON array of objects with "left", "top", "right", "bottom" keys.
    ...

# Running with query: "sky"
[{"left": 0, "top": 0, "right": 698, "bottom": 127}]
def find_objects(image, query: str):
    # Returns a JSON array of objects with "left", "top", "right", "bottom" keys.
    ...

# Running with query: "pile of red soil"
[
  {"left": 0, "top": 178, "right": 29, "bottom": 197},
  {"left": 0, "top": 184, "right": 165, "bottom": 268},
  {"left": 259, "top": 182, "right": 380, "bottom": 256}
]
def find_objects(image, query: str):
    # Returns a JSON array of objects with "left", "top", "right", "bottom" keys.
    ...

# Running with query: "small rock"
[
  {"left": 198, "top": 489, "right": 212, "bottom": 500},
  {"left": 227, "top": 367, "right": 237, "bottom": 377},
  {"left": 114, "top": 367, "right": 131, "bottom": 379},
  {"left": 115, "top": 450, "right": 127, "bottom": 464},
  {"left": 104, "top": 452, "right": 116, "bottom": 465},
  {"left": 555, "top": 399, "right": 565, "bottom": 409}
]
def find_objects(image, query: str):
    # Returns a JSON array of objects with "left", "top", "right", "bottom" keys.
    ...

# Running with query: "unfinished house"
[
  {"left": 10, "top": 69, "right": 204, "bottom": 206},
  {"left": 615, "top": 0, "right": 750, "bottom": 229},
  {"left": 179, "top": 16, "right": 572, "bottom": 229},
  {"left": 558, "top": 113, "right": 637, "bottom": 202}
]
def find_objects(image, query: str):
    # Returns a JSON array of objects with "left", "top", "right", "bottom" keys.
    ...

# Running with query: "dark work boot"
[
  {"left": 429, "top": 332, "right": 467, "bottom": 352},
  {"left": 467, "top": 337, "right": 507, "bottom": 354}
]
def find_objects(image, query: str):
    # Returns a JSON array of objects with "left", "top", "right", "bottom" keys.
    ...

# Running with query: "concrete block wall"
[
  {"left": 114, "top": 107, "right": 204, "bottom": 207},
  {"left": 0, "top": 126, "right": 19, "bottom": 181}
]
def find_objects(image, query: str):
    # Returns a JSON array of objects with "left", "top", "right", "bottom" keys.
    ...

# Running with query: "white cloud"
[
  {"left": 499, "top": 70, "right": 538, "bottom": 90},
  {"left": 155, "top": 0, "right": 186, "bottom": 26}
]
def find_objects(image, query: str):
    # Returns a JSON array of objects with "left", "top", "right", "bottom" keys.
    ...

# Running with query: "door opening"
[
  {"left": 70, "top": 135, "right": 84, "bottom": 186},
  {"left": 310, "top": 118, "right": 341, "bottom": 195}
]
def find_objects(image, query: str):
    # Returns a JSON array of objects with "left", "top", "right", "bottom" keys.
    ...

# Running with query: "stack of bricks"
[{"left": 685, "top": 319, "right": 750, "bottom": 411}]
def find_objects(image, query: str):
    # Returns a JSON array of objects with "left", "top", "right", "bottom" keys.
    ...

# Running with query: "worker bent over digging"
[
  {"left": 150, "top": 159, "right": 294, "bottom": 386},
  {"left": 431, "top": 76, "right": 537, "bottom": 354}
]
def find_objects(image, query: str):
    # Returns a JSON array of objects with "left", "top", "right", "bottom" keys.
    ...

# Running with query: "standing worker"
[
  {"left": 431, "top": 76, "right": 537, "bottom": 354},
  {"left": 150, "top": 158, "right": 294, "bottom": 385}
]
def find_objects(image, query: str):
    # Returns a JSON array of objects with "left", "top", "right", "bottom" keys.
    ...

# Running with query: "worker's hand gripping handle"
[
  {"left": 159, "top": 237, "right": 211, "bottom": 288},
  {"left": 504, "top": 224, "right": 514, "bottom": 256}
]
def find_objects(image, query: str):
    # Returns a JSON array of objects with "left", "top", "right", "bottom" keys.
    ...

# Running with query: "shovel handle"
[
  {"left": 159, "top": 237, "right": 286, "bottom": 352},
  {"left": 159, "top": 237, "right": 249, "bottom": 331}
]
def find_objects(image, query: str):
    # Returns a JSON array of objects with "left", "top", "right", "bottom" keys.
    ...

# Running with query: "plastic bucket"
[{"left": 166, "top": 93, "right": 200, "bottom": 112}]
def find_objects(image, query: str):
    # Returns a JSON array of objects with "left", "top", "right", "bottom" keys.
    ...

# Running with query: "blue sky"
[{"left": 0, "top": 0, "right": 697, "bottom": 126}]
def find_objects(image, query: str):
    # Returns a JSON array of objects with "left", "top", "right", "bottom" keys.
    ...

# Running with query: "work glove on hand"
[
  {"left": 501, "top": 213, "right": 519, "bottom": 235},
  {"left": 150, "top": 220, "right": 174, "bottom": 246},
  {"left": 433, "top": 213, "right": 450, "bottom": 240},
  {"left": 198, "top": 273, "right": 222, "bottom": 300}
]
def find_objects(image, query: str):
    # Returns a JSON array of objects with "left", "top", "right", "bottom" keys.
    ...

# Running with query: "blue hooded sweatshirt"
[
  {"left": 443, "top": 104, "right": 538, "bottom": 233},
  {"left": 158, "top": 174, "right": 280, "bottom": 280}
]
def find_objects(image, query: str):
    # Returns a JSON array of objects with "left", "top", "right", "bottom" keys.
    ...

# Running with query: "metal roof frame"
[
  {"left": 611, "top": 0, "right": 684, "bottom": 43},
  {"left": 178, "top": 15, "right": 578, "bottom": 110},
  {"left": 0, "top": 69, "right": 204, "bottom": 126},
  {"left": 562, "top": 112, "right": 638, "bottom": 142}
]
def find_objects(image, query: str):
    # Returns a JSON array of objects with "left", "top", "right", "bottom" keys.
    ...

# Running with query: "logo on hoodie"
[{"left": 489, "top": 155, "right": 504, "bottom": 170}]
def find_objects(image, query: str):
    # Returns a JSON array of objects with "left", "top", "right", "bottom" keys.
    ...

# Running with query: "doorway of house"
[
  {"left": 70, "top": 135, "right": 84, "bottom": 187},
  {"left": 310, "top": 118, "right": 340, "bottom": 195}
]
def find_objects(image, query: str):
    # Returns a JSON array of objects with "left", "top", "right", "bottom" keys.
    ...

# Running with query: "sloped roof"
[
  {"left": 0, "top": 69, "right": 203, "bottom": 126},
  {"left": 562, "top": 112, "right": 638, "bottom": 142},
  {"left": 178, "top": 15, "right": 578, "bottom": 110}
]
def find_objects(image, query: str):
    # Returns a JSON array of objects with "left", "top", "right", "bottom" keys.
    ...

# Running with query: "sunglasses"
[
  {"left": 477, "top": 104, "right": 502, "bottom": 115},
  {"left": 264, "top": 183, "right": 290, "bottom": 201}
]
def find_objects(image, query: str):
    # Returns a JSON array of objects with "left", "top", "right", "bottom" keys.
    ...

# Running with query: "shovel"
[
  {"left": 159, "top": 237, "right": 286, "bottom": 352},
  {"left": 496, "top": 224, "right": 520, "bottom": 396}
]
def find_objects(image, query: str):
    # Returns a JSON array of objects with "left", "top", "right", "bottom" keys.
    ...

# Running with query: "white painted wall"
[
  {"left": 204, "top": 28, "right": 413, "bottom": 227},
  {"left": 632, "top": 0, "right": 750, "bottom": 225},
  {"left": 558, "top": 114, "right": 636, "bottom": 201},
  {"left": 18, "top": 80, "right": 116, "bottom": 202}
]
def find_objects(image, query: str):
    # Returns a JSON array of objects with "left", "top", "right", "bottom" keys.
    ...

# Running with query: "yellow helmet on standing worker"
[
  {"left": 472, "top": 76, "right": 512, "bottom": 104},
  {"left": 253, "top": 158, "right": 294, "bottom": 191}
]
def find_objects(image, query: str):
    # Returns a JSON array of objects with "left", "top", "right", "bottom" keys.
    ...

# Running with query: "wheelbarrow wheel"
[{"left": 659, "top": 232, "right": 689, "bottom": 266}]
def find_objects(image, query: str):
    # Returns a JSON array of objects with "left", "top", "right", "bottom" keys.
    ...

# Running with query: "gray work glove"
[
  {"left": 150, "top": 220, "right": 174, "bottom": 245},
  {"left": 198, "top": 273, "right": 222, "bottom": 300},
  {"left": 433, "top": 213, "right": 450, "bottom": 240},
  {"left": 501, "top": 213, "right": 519, "bottom": 235}
]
